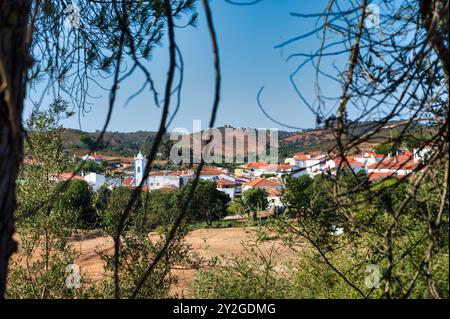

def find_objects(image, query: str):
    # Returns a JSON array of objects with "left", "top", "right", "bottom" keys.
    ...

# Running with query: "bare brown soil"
[
  {"left": 69, "top": 227, "right": 294, "bottom": 297},
  {"left": 11, "top": 226, "right": 296, "bottom": 297}
]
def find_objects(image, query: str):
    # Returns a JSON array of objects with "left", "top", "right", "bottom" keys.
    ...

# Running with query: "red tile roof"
[
  {"left": 368, "top": 157, "right": 417, "bottom": 170},
  {"left": 276, "top": 164, "right": 293, "bottom": 171},
  {"left": 396, "top": 154, "right": 414, "bottom": 162},
  {"left": 118, "top": 157, "right": 134, "bottom": 164},
  {"left": 216, "top": 179, "right": 237, "bottom": 187},
  {"left": 111, "top": 166, "right": 128, "bottom": 173},
  {"left": 244, "top": 162, "right": 271, "bottom": 169},
  {"left": 293, "top": 153, "right": 311, "bottom": 161},
  {"left": 244, "top": 178, "right": 283, "bottom": 188},
  {"left": 149, "top": 172, "right": 166, "bottom": 177},
  {"left": 347, "top": 159, "right": 366, "bottom": 167},
  {"left": 266, "top": 188, "right": 282, "bottom": 197},
  {"left": 333, "top": 157, "right": 365, "bottom": 168},
  {"left": 89, "top": 154, "right": 111, "bottom": 160},
  {"left": 403, "top": 150, "right": 413, "bottom": 156},
  {"left": 200, "top": 168, "right": 223, "bottom": 176},
  {"left": 123, "top": 176, "right": 134, "bottom": 187},
  {"left": 169, "top": 170, "right": 192, "bottom": 176}
]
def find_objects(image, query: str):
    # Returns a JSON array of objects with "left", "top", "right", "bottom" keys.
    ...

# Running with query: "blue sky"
[{"left": 26, "top": 0, "right": 344, "bottom": 133}]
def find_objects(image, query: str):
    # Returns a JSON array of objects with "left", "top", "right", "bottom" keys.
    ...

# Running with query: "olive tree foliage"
[
  {"left": 192, "top": 172, "right": 448, "bottom": 299},
  {"left": 272, "top": 164, "right": 447, "bottom": 299},
  {"left": 241, "top": 188, "right": 268, "bottom": 219},
  {"left": 177, "top": 179, "right": 230, "bottom": 226},
  {"left": 282, "top": 175, "right": 314, "bottom": 213},
  {"left": 192, "top": 237, "right": 292, "bottom": 299},
  {"left": 273, "top": 165, "right": 448, "bottom": 299},
  {"left": 97, "top": 186, "right": 191, "bottom": 298},
  {"left": 8, "top": 100, "right": 87, "bottom": 298},
  {"left": 56, "top": 179, "right": 96, "bottom": 228},
  {"left": 191, "top": 231, "right": 371, "bottom": 299}
]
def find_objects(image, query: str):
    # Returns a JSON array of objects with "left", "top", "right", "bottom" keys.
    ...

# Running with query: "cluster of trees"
[
  {"left": 95, "top": 179, "right": 230, "bottom": 231},
  {"left": 54, "top": 178, "right": 231, "bottom": 231}
]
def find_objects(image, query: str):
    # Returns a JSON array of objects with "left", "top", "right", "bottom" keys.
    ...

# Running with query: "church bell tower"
[{"left": 134, "top": 152, "right": 146, "bottom": 186}]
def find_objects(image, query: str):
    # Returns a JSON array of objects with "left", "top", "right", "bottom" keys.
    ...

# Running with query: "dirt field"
[{"left": 69, "top": 227, "right": 295, "bottom": 297}]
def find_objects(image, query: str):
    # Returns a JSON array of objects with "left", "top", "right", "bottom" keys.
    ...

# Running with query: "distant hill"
[
  {"left": 62, "top": 121, "right": 421, "bottom": 160},
  {"left": 62, "top": 129, "right": 158, "bottom": 157},
  {"left": 277, "top": 120, "right": 416, "bottom": 159}
]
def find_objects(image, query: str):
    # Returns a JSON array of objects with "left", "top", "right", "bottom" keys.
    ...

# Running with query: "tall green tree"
[
  {"left": 373, "top": 143, "right": 398, "bottom": 156},
  {"left": 283, "top": 175, "right": 313, "bottom": 213},
  {"left": 147, "top": 189, "right": 179, "bottom": 228},
  {"left": 97, "top": 186, "right": 191, "bottom": 298},
  {"left": 10, "top": 100, "right": 84, "bottom": 298},
  {"left": 178, "top": 179, "right": 230, "bottom": 226},
  {"left": 241, "top": 188, "right": 268, "bottom": 219},
  {"left": 56, "top": 179, "right": 96, "bottom": 229}
]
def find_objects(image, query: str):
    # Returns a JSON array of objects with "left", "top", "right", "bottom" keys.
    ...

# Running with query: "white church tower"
[{"left": 134, "top": 152, "right": 147, "bottom": 186}]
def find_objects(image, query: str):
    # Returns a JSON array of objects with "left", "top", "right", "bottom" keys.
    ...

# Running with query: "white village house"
[
  {"left": 216, "top": 179, "right": 238, "bottom": 200},
  {"left": 83, "top": 172, "right": 121, "bottom": 191},
  {"left": 133, "top": 152, "right": 229, "bottom": 191}
]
